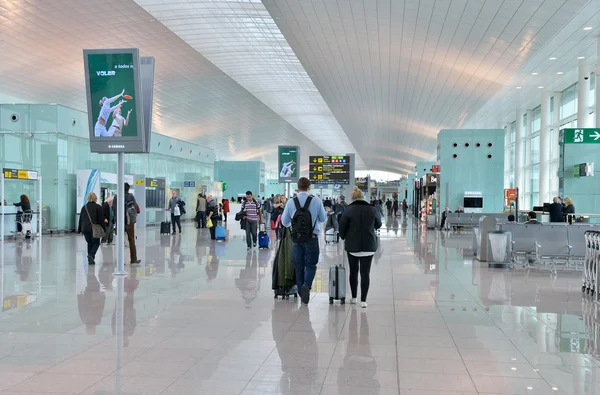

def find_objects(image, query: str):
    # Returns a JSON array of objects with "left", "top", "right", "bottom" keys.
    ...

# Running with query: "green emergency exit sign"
[{"left": 563, "top": 128, "right": 600, "bottom": 144}]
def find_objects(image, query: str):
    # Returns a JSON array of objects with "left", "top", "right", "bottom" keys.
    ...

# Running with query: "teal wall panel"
[
  {"left": 214, "top": 161, "right": 265, "bottom": 199},
  {"left": 437, "top": 129, "right": 504, "bottom": 213},
  {"left": 560, "top": 138, "right": 600, "bottom": 214}
]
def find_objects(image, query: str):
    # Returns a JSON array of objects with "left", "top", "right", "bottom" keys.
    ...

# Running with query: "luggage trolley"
[
  {"left": 15, "top": 210, "right": 34, "bottom": 239},
  {"left": 582, "top": 230, "right": 599, "bottom": 296}
]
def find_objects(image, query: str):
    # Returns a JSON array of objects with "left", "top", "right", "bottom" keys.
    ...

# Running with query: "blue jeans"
[{"left": 292, "top": 236, "right": 320, "bottom": 296}]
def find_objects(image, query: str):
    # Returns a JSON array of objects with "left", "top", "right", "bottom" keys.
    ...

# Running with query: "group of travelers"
[
  {"left": 269, "top": 177, "right": 381, "bottom": 308},
  {"left": 194, "top": 193, "right": 226, "bottom": 240},
  {"left": 385, "top": 198, "right": 408, "bottom": 216},
  {"left": 78, "top": 182, "right": 140, "bottom": 266},
  {"left": 548, "top": 196, "right": 576, "bottom": 223}
]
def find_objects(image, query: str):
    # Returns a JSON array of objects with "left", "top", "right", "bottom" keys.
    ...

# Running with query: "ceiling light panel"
[{"left": 135, "top": 0, "right": 365, "bottom": 168}]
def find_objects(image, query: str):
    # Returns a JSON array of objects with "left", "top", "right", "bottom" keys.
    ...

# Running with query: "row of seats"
[
  {"left": 445, "top": 212, "right": 508, "bottom": 228},
  {"left": 498, "top": 223, "right": 593, "bottom": 274}
]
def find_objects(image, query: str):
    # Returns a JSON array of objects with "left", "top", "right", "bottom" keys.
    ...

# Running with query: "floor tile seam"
[
  {"left": 236, "top": 304, "right": 304, "bottom": 394},
  {"left": 391, "top": 259, "right": 402, "bottom": 392},
  {"left": 434, "top": 287, "right": 478, "bottom": 391},
  {"left": 317, "top": 301, "right": 353, "bottom": 395}
]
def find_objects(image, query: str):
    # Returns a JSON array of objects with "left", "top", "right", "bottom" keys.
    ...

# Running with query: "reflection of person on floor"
[
  {"left": 112, "top": 272, "right": 139, "bottom": 347},
  {"left": 77, "top": 271, "right": 106, "bottom": 334},
  {"left": 106, "top": 106, "right": 132, "bottom": 137},
  {"left": 339, "top": 309, "right": 379, "bottom": 390},
  {"left": 94, "top": 89, "right": 126, "bottom": 137},
  {"left": 205, "top": 243, "right": 220, "bottom": 281},
  {"left": 15, "top": 240, "right": 32, "bottom": 281},
  {"left": 235, "top": 251, "right": 259, "bottom": 306},
  {"left": 273, "top": 305, "right": 318, "bottom": 392},
  {"left": 168, "top": 235, "right": 183, "bottom": 277}
]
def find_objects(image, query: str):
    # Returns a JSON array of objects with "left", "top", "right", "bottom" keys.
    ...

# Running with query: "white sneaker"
[
  {"left": 350, "top": 298, "right": 357, "bottom": 304},
  {"left": 360, "top": 302, "right": 368, "bottom": 308}
]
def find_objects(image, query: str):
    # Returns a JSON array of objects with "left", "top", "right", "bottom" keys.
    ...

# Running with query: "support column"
[
  {"left": 514, "top": 109, "right": 525, "bottom": 205},
  {"left": 578, "top": 61, "right": 590, "bottom": 128},
  {"left": 504, "top": 125, "right": 511, "bottom": 188},
  {"left": 596, "top": 37, "right": 600, "bottom": 128},
  {"left": 539, "top": 91, "right": 550, "bottom": 205}
]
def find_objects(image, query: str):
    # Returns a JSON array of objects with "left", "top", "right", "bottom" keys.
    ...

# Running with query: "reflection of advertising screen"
[
  {"left": 84, "top": 48, "right": 150, "bottom": 154},
  {"left": 278, "top": 146, "right": 299, "bottom": 183},
  {"left": 87, "top": 53, "right": 138, "bottom": 138}
]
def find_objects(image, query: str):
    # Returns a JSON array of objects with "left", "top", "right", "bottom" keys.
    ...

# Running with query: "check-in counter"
[{"left": 1, "top": 206, "right": 39, "bottom": 236}]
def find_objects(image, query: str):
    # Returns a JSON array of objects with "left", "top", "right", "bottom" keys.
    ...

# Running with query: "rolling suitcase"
[
  {"left": 329, "top": 264, "right": 346, "bottom": 304},
  {"left": 259, "top": 231, "right": 269, "bottom": 249},
  {"left": 160, "top": 221, "right": 171, "bottom": 235},
  {"left": 215, "top": 225, "right": 226, "bottom": 241}
]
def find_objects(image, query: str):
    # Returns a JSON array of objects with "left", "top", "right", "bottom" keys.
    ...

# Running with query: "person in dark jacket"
[
  {"left": 14, "top": 194, "right": 31, "bottom": 233},
  {"left": 206, "top": 195, "right": 219, "bottom": 240},
  {"left": 78, "top": 192, "right": 106, "bottom": 265},
  {"left": 101, "top": 195, "right": 114, "bottom": 244},
  {"left": 392, "top": 199, "right": 399, "bottom": 216},
  {"left": 548, "top": 197, "right": 564, "bottom": 223},
  {"left": 564, "top": 197, "right": 575, "bottom": 221},
  {"left": 338, "top": 187, "right": 382, "bottom": 308}
]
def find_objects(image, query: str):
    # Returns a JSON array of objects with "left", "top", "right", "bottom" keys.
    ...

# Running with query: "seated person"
[
  {"left": 525, "top": 211, "right": 541, "bottom": 225},
  {"left": 548, "top": 197, "right": 564, "bottom": 223},
  {"left": 507, "top": 214, "right": 516, "bottom": 223}
]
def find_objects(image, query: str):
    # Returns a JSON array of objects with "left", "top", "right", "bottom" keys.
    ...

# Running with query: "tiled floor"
[{"left": 0, "top": 215, "right": 599, "bottom": 394}]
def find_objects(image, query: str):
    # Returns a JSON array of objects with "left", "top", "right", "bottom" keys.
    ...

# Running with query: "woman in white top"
[
  {"left": 106, "top": 106, "right": 132, "bottom": 137},
  {"left": 94, "top": 89, "right": 126, "bottom": 137},
  {"left": 338, "top": 187, "right": 382, "bottom": 308}
]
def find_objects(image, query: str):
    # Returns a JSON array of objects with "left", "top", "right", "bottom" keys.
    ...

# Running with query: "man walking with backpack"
[
  {"left": 281, "top": 177, "right": 327, "bottom": 304},
  {"left": 113, "top": 182, "right": 141, "bottom": 264}
]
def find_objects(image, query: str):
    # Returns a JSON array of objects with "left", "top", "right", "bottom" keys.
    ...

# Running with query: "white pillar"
[
  {"left": 596, "top": 37, "right": 600, "bottom": 128},
  {"left": 514, "top": 110, "right": 525, "bottom": 206},
  {"left": 553, "top": 91, "right": 562, "bottom": 129},
  {"left": 539, "top": 91, "right": 550, "bottom": 205},
  {"left": 578, "top": 61, "right": 590, "bottom": 128},
  {"left": 504, "top": 126, "right": 511, "bottom": 188}
]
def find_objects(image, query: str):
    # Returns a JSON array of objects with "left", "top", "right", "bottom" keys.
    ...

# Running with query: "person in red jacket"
[{"left": 222, "top": 198, "right": 230, "bottom": 222}]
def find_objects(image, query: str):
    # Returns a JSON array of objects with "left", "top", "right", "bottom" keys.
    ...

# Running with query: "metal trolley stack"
[{"left": 582, "top": 230, "right": 599, "bottom": 297}]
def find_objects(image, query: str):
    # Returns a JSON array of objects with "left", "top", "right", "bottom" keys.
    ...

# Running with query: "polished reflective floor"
[{"left": 0, "top": 215, "right": 599, "bottom": 394}]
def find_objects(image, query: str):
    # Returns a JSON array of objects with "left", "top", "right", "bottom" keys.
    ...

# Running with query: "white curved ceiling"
[{"left": 0, "top": 0, "right": 598, "bottom": 175}]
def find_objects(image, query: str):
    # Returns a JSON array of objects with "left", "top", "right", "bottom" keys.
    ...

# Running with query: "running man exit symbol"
[{"left": 574, "top": 129, "right": 584, "bottom": 143}]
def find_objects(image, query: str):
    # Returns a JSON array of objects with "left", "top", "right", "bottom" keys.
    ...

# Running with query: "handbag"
[
  {"left": 85, "top": 205, "right": 105, "bottom": 239},
  {"left": 174, "top": 206, "right": 181, "bottom": 216},
  {"left": 207, "top": 218, "right": 213, "bottom": 228}
]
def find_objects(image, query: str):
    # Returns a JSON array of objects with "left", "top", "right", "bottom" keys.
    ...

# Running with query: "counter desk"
[{"left": 1, "top": 206, "right": 39, "bottom": 236}]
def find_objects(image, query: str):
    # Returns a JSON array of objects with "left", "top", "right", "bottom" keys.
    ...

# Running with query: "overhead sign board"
[
  {"left": 278, "top": 146, "right": 299, "bottom": 183},
  {"left": 355, "top": 177, "right": 368, "bottom": 191},
  {"left": 309, "top": 156, "right": 351, "bottom": 185},
  {"left": 83, "top": 48, "right": 152, "bottom": 154},
  {"left": 145, "top": 178, "right": 165, "bottom": 188},
  {"left": 563, "top": 128, "right": 600, "bottom": 144},
  {"left": 3, "top": 168, "right": 38, "bottom": 180},
  {"left": 183, "top": 181, "right": 196, "bottom": 188}
]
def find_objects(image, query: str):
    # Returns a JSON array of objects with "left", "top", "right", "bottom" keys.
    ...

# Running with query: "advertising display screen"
[
  {"left": 278, "top": 146, "right": 299, "bottom": 183},
  {"left": 83, "top": 48, "right": 148, "bottom": 153},
  {"left": 309, "top": 156, "right": 351, "bottom": 185},
  {"left": 355, "top": 177, "right": 368, "bottom": 191}
]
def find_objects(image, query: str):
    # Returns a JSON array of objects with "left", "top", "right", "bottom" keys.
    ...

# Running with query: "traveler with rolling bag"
[{"left": 337, "top": 187, "right": 382, "bottom": 308}]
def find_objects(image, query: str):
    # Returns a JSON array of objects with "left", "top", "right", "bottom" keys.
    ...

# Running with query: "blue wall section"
[
  {"left": 415, "top": 161, "right": 437, "bottom": 178},
  {"left": 437, "top": 129, "right": 504, "bottom": 212},
  {"left": 561, "top": 142, "right": 600, "bottom": 214},
  {"left": 214, "top": 161, "right": 265, "bottom": 199}
]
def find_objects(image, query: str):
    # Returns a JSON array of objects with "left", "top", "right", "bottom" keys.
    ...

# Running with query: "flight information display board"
[{"left": 308, "top": 155, "right": 351, "bottom": 185}]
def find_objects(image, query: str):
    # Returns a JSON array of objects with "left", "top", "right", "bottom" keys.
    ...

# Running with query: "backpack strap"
[
  {"left": 303, "top": 196, "right": 313, "bottom": 210},
  {"left": 293, "top": 197, "right": 301, "bottom": 211}
]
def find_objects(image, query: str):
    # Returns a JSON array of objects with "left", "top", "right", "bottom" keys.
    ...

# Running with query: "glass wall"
[{"left": 0, "top": 104, "right": 215, "bottom": 231}]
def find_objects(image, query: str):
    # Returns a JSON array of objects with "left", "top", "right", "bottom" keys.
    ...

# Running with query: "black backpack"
[{"left": 291, "top": 196, "right": 314, "bottom": 243}]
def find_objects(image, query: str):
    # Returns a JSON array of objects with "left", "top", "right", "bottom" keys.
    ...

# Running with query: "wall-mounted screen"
[
  {"left": 278, "top": 146, "right": 299, "bottom": 183},
  {"left": 83, "top": 48, "right": 149, "bottom": 153},
  {"left": 463, "top": 197, "right": 483, "bottom": 208}
]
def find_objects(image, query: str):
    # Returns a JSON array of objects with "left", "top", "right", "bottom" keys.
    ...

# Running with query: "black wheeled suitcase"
[{"left": 160, "top": 221, "right": 171, "bottom": 235}]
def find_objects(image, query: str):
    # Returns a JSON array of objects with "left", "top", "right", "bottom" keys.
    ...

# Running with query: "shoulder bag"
[{"left": 85, "top": 204, "right": 105, "bottom": 239}]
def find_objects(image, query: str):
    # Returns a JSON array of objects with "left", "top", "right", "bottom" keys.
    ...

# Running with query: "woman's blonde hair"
[
  {"left": 86, "top": 192, "right": 98, "bottom": 203},
  {"left": 564, "top": 197, "right": 573, "bottom": 207},
  {"left": 351, "top": 187, "right": 363, "bottom": 201}
]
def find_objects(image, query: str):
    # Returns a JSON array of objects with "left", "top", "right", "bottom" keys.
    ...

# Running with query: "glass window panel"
[{"left": 531, "top": 135, "right": 540, "bottom": 164}]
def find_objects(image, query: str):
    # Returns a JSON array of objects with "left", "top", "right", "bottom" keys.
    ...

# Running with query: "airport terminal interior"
[{"left": 2, "top": 0, "right": 600, "bottom": 394}]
